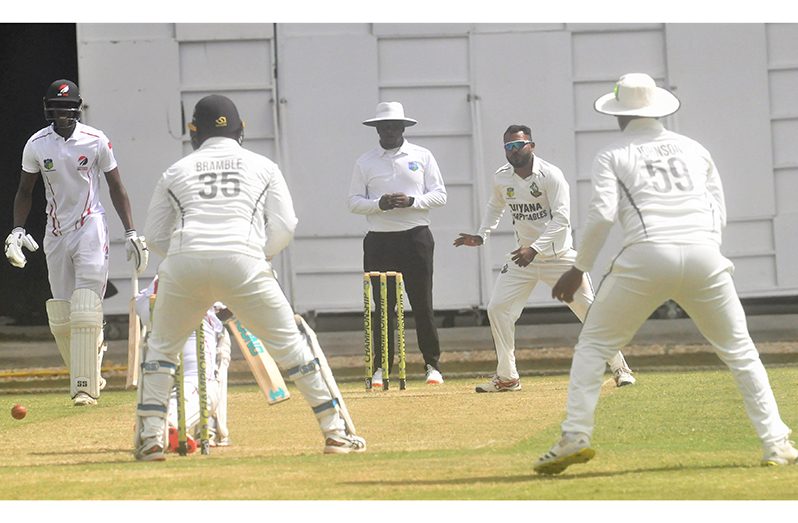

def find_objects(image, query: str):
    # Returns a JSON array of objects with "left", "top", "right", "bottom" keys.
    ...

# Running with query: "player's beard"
[{"left": 507, "top": 150, "right": 532, "bottom": 168}]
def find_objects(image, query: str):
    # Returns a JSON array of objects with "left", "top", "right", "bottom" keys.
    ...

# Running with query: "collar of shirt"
[
  {"left": 378, "top": 140, "right": 411, "bottom": 158},
  {"left": 50, "top": 122, "right": 82, "bottom": 142},
  {"left": 623, "top": 118, "right": 665, "bottom": 134},
  {"left": 199, "top": 136, "right": 241, "bottom": 149}
]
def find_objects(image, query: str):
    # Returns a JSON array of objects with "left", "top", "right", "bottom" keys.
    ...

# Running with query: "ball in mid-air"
[{"left": 11, "top": 404, "right": 27, "bottom": 420}]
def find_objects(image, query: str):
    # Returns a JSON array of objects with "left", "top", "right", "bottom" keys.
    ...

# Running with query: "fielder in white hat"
[{"left": 534, "top": 73, "right": 798, "bottom": 474}]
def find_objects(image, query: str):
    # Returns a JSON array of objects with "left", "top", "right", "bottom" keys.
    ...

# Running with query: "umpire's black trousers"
[{"left": 364, "top": 225, "right": 441, "bottom": 373}]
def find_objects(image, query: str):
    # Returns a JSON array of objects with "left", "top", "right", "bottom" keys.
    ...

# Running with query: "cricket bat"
[
  {"left": 224, "top": 315, "right": 290, "bottom": 405},
  {"left": 125, "top": 270, "right": 141, "bottom": 389}
]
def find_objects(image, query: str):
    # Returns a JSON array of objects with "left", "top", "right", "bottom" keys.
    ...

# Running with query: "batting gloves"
[
  {"left": 125, "top": 229, "right": 150, "bottom": 274},
  {"left": 4, "top": 227, "right": 39, "bottom": 268}
]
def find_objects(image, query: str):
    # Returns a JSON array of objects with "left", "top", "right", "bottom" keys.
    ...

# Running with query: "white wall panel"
[
  {"left": 572, "top": 30, "right": 665, "bottom": 80},
  {"left": 175, "top": 24, "right": 273, "bottom": 41},
  {"left": 766, "top": 23, "right": 798, "bottom": 66},
  {"left": 666, "top": 24, "right": 775, "bottom": 219},
  {"left": 378, "top": 37, "right": 469, "bottom": 85},
  {"left": 78, "top": 38, "right": 182, "bottom": 315}
]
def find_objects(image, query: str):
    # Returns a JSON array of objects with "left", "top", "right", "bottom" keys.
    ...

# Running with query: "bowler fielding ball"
[{"left": 11, "top": 404, "right": 27, "bottom": 420}]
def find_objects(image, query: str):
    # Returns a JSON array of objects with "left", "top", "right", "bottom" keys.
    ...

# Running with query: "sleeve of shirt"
[
  {"left": 574, "top": 151, "right": 619, "bottom": 272},
  {"left": 531, "top": 167, "right": 570, "bottom": 255},
  {"left": 264, "top": 165, "right": 299, "bottom": 257},
  {"left": 704, "top": 149, "right": 726, "bottom": 230},
  {"left": 143, "top": 172, "right": 178, "bottom": 258},
  {"left": 347, "top": 160, "right": 382, "bottom": 215},
  {"left": 97, "top": 131, "right": 118, "bottom": 173},
  {"left": 477, "top": 176, "right": 506, "bottom": 242},
  {"left": 412, "top": 152, "right": 447, "bottom": 209},
  {"left": 20, "top": 140, "right": 40, "bottom": 174}
]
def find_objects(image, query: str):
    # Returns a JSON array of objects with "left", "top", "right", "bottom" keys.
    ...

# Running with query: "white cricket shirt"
[
  {"left": 21, "top": 122, "right": 117, "bottom": 236},
  {"left": 144, "top": 137, "right": 297, "bottom": 260},
  {"left": 348, "top": 140, "right": 447, "bottom": 232},
  {"left": 478, "top": 156, "right": 573, "bottom": 259},
  {"left": 575, "top": 118, "right": 726, "bottom": 272}
]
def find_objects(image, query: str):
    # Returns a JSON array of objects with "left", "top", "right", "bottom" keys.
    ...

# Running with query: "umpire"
[{"left": 347, "top": 102, "right": 447, "bottom": 386}]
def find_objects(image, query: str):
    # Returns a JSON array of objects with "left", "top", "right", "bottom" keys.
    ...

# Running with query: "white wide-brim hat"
[
  {"left": 594, "top": 73, "right": 680, "bottom": 118},
  {"left": 362, "top": 101, "right": 417, "bottom": 127}
]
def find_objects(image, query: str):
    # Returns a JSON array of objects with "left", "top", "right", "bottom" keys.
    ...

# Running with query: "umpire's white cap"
[{"left": 594, "top": 73, "right": 680, "bottom": 118}]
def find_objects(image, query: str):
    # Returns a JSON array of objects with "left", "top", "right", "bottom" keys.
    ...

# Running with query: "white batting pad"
[
  {"left": 46, "top": 299, "right": 71, "bottom": 367},
  {"left": 69, "top": 288, "right": 103, "bottom": 399}
]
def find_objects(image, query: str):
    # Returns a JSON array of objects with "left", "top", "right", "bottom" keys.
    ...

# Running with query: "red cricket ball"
[{"left": 11, "top": 404, "right": 27, "bottom": 420}]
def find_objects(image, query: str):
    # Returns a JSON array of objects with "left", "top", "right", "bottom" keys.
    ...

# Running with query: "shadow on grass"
[{"left": 342, "top": 462, "right": 752, "bottom": 487}]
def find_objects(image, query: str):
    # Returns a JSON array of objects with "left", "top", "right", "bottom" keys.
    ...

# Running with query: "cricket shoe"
[
  {"left": 73, "top": 392, "right": 97, "bottom": 406},
  {"left": 613, "top": 368, "right": 636, "bottom": 387},
  {"left": 533, "top": 432, "right": 595, "bottom": 475},
  {"left": 425, "top": 364, "right": 444, "bottom": 385},
  {"left": 371, "top": 368, "right": 384, "bottom": 389},
  {"left": 761, "top": 435, "right": 798, "bottom": 466},
  {"left": 324, "top": 433, "right": 367, "bottom": 454},
  {"left": 135, "top": 437, "right": 166, "bottom": 462},
  {"left": 475, "top": 375, "right": 521, "bottom": 393},
  {"left": 167, "top": 426, "right": 197, "bottom": 454}
]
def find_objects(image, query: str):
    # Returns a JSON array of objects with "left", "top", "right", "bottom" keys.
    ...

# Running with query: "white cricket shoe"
[
  {"left": 761, "top": 435, "right": 798, "bottom": 466},
  {"left": 534, "top": 432, "right": 595, "bottom": 475},
  {"left": 425, "top": 364, "right": 443, "bottom": 385},
  {"left": 371, "top": 368, "right": 384, "bottom": 389},
  {"left": 475, "top": 375, "right": 521, "bottom": 393},
  {"left": 73, "top": 392, "right": 97, "bottom": 406},
  {"left": 613, "top": 368, "right": 636, "bottom": 387},
  {"left": 135, "top": 437, "right": 166, "bottom": 462},
  {"left": 324, "top": 433, "right": 367, "bottom": 454}
]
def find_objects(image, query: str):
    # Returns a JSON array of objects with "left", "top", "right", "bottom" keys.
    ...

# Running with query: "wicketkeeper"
[{"left": 134, "top": 94, "right": 364, "bottom": 461}]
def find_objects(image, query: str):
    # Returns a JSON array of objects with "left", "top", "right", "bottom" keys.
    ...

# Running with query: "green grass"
[{"left": 1, "top": 367, "right": 797, "bottom": 500}]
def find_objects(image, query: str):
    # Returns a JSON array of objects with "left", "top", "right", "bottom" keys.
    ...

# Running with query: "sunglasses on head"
[{"left": 504, "top": 140, "right": 532, "bottom": 152}]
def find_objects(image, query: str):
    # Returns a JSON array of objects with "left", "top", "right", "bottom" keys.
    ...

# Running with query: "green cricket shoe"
[{"left": 534, "top": 433, "right": 595, "bottom": 475}]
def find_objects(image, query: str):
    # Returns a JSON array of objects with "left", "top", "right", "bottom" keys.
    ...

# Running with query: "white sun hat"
[
  {"left": 594, "top": 73, "right": 680, "bottom": 118},
  {"left": 362, "top": 101, "right": 418, "bottom": 127}
]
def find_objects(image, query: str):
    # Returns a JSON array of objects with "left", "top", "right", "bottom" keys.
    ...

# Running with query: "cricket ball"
[{"left": 11, "top": 404, "right": 27, "bottom": 420}]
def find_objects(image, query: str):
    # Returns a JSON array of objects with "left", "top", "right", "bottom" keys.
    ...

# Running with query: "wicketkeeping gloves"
[
  {"left": 125, "top": 229, "right": 149, "bottom": 274},
  {"left": 4, "top": 227, "right": 39, "bottom": 268}
]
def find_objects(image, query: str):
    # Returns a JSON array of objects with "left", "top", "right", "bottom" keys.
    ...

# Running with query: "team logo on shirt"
[
  {"left": 500, "top": 263, "right": 509, "bottom": 274},
  {"left": 506, "top": 187, "right": 515, "bottom": 199},
  {"left": 408, "top": 161, "right": 420, "bottom": 172},
  {"left": 43, "top": 159, "right": 55, "bottom": 171},
  {"left": 77, "top": 155, "right": 89, "bottom": 171},
  {"left": 529, "top": 182, "right": 542, "bottom": 198}
]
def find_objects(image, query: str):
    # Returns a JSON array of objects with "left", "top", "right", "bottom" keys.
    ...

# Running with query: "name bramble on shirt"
[
  {"left": 195, "top": 158, "right": 244, "bottom": 172},
  {"left": 509, "top": 202, "right": 548, "bottom": 221}
]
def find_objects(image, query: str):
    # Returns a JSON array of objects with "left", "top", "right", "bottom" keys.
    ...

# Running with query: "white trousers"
[
  {"left": 43, "top": 213, "right": 109, "bottom": 300},
  {"left": 562, "top": 242, "right": 790, "bottom": 445},
  {"left": 487, "top": 250, "right": 628, "bottom": 380},
  {"left": 141, "top": 252, "right": 344, "bottom": 440}
]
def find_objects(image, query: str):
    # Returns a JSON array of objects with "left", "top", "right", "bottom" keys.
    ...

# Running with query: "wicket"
[
  {"left": 175, "top": 321, "right": 210, "bottom": 456},
  {"left": 363, "top": 271, "right": 407, "bottom": 391}
]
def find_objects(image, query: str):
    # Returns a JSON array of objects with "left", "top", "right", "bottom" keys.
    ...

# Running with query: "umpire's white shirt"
[
  {"left": 21, "top": 122, "right": 117, "bottom": 236},
  {"left": 348, "top": 140, "right": 447, "bottom": 232},
  {"left": 144, "top": 137, "right": 297, "bottom": 259},
  {"left": 576, "top": 118, "right": 726, "bottom": 272},
  {"left": 478, "top": 156, "right": 573, "bottom": 259}
]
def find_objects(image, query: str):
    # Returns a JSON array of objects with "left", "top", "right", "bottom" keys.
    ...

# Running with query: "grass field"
[{"left": 1, "top": 367, "right": 797, "bottom": 502}]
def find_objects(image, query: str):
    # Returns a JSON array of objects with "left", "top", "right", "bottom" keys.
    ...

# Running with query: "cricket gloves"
[
  {"left": 125, "top": 229, "right": 149, "bottom": 274},
  {"left": 4, "top": 227, "right": 39, "bottom": 268}
]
